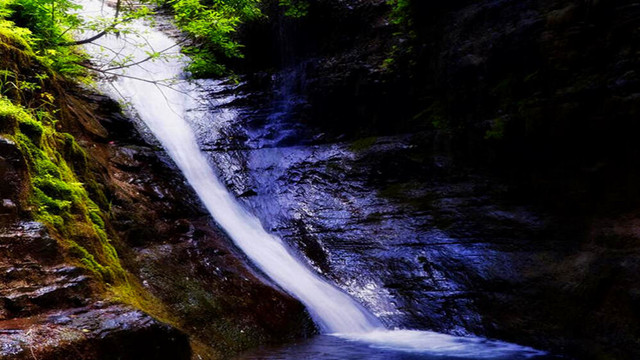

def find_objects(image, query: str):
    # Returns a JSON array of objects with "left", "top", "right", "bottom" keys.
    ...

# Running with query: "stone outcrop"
[{"left": 0, "top": 303, "right": 191, "bottom": 360}]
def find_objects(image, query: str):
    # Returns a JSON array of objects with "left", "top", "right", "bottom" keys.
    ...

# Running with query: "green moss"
[
  {"left": 85, "top": 178, "right": 110, "bottom": 209},
  {"left": 380, "top": 57, "right": 395, "bottom": 71},
  {"left": 387, "top": 0, "right": 412, "bottom": 26},
  {"left": 484, "top": 116, "right": 506, "bottom": 140},
  {"left": 0, "top": 96, "right": 28, "bottom": 132},
  {"left": 33, "top": 174, "right": 74, "bottom": 199},
  {"left": 0, "top": 96, "right": 127, "bottom": 287},
  {"left": 279, "top": 0, "right": 309, "bottom": 18},
  {"left": 32, "top": 187, "right": 71, "bottom": 214},
  {"left": 0, "top": 20, "right": 34, "bottom": 55},
  {"left": 89, "top": 210, "right": 105, "bottom": 230},
  {"left": 59, "top": 132, "right": 88, "bottom": 173},
  {"left": 411, "top": 101, "right": 448, "bottom": 131},
  {"left": 349, "top": 136, "right": 378, "bottom": 152}
]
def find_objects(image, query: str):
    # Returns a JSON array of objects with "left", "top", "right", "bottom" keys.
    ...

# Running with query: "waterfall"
[
  {"left": 78, "top": 1, "right": 546, "bottom": 357},
  {"left": 79, "top": 0, "right": 379, "bottom": 334}
]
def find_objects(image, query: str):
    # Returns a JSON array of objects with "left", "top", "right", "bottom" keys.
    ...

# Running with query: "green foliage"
[
  {"left": 0, "top": 0, "right": 157, "bottom": 78},
  {"left": 0, "top": 0, "right": 87, "bottom": 77},
  {"left": 387, "top": 0, "right": 411, "bottom": 26},
  {"left": 3, "top": 0, "right": 81, "bottom": 46},
  {"left": 279, "top": 0, "right": 308, "bottom": 18},
  {"left": 420, "top": 101, "right": 447, "bottom": 130},
  {"left": 158, "top": 0, "right": 262, "bottom": 77},
  {"left": 484, "top": 117, "right": 506, "bottom": 140},
  {"left": 381, "top": 0, "right": 417, "bottom": 73}
]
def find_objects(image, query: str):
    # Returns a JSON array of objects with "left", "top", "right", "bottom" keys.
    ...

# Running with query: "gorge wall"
[{"left": 215, "top": 0, "right": 640, "bottom": 359}]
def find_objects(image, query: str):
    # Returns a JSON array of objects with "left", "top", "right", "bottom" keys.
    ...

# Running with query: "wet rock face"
[
  {"left": 0, "top": 221, "right": 188, "bottom": 360},
  {"left": 0, "top": 221, "right": 91, "bottom": 321},
  {"left": 192, "top": 0, "right": 640, "bottom": 354},
  {"left": 0, "top": 304, "right": 190, "bottom": 360},
  {"left": 0, "top": 137, "right": 28, "bottom": 226},
  {"left": 132, "top": 218, "right": 313, "bottom": 353},
  {"left": 196, "top": 78, "right": 640, "bottom": 358},
  {"left": 194, "top": 89, "right": 554, "bottom": 336}
]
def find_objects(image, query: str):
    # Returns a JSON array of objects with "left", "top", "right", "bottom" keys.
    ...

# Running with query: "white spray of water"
[{"left": 78, "top": 1, "right": 545, "bottom": 357}]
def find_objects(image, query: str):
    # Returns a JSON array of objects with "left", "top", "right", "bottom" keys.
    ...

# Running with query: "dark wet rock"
[
  {"left": 0, "top": 222, "right": 62, "bottom": 266},
  {"left": 193, "top": 59, "right": 640, "bottom": 360},
  {"left": 110, "top": 146, "right": 148, "bottom": 171},
  {"left": 133, "top": 219, "right": 314, "bottom": 354},
  {"left": 0, "top": 137, "right": 28, "bottom": 225},
  {"left": 62, "top": 90, "right": 144, "bottom": 144},
  {"left": 0, "top": 304, "right": 190, "bottom": 360},
  {"left": 0, "top": 221, "right": 95, "bottom": 321},
  {"left": 106, "top": 148, "right": 315, "bottom": 352},
  {"left": 239, "top": 189, "right": 258, "bottom": 197},
  {"left": 1, "top": 199, "right": 17, "bottom": 211}
]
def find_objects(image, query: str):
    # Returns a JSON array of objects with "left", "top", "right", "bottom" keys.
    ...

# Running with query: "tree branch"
[
  {"left": 102, "top": 40, "right": 186, "bottom": 72},
  {"left": 77, "top": 62, "right": 190, "bottom": 94},
  {"left": 62, "top": 0, "right": 122, "bottom": 46}
]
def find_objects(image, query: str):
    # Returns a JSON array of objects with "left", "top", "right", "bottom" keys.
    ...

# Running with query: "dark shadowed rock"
[
  {"left": 0, "top": 304, "right": 191, "bottom": 360},
  {"left": 0, "top": 222, "right": 61, "bottom": 266},
  {"left": 0, "top": 137, "right": 28, "bottom": 226},
  {"left": 191, "top": 0, "right": 640, "bottom": 354}
]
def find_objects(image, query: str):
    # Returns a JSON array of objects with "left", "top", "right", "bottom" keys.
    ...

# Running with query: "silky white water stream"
[{"left": 78, "top": 1, "right": 545, "bottom": 357}]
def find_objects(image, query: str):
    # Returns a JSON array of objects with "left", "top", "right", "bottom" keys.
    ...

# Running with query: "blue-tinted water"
[{"left": 235, "top": 335, "right": 557, "bottom": 360}]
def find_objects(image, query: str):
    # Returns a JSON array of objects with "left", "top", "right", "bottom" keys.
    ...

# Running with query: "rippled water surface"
[{"left": 235, "top": 335, "right": 555, "bottom": 360}]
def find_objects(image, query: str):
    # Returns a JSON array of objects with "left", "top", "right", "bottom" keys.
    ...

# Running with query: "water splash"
[
  {"left": 334, "top": 330, "right": 545, "bottom": 358},
  {"left": 78, "top": 1, "right": 547, "bottom": 357}
]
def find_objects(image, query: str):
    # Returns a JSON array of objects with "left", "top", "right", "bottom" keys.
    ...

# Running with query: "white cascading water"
[
  {"left": 78, "top": 1, "right": 545, "bottom": 357},
  {"left": 79, "top": 0, "right": 379, "bottom": 335}
]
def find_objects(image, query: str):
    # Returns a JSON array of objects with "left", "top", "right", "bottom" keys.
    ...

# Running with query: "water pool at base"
[{"left": 234, "top": 334, "right": 556, "bottom": 360}]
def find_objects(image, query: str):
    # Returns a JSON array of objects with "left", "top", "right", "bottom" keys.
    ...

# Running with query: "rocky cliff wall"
[{"left": 223, "top": 1, "right": 640, "bottom": 359}]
